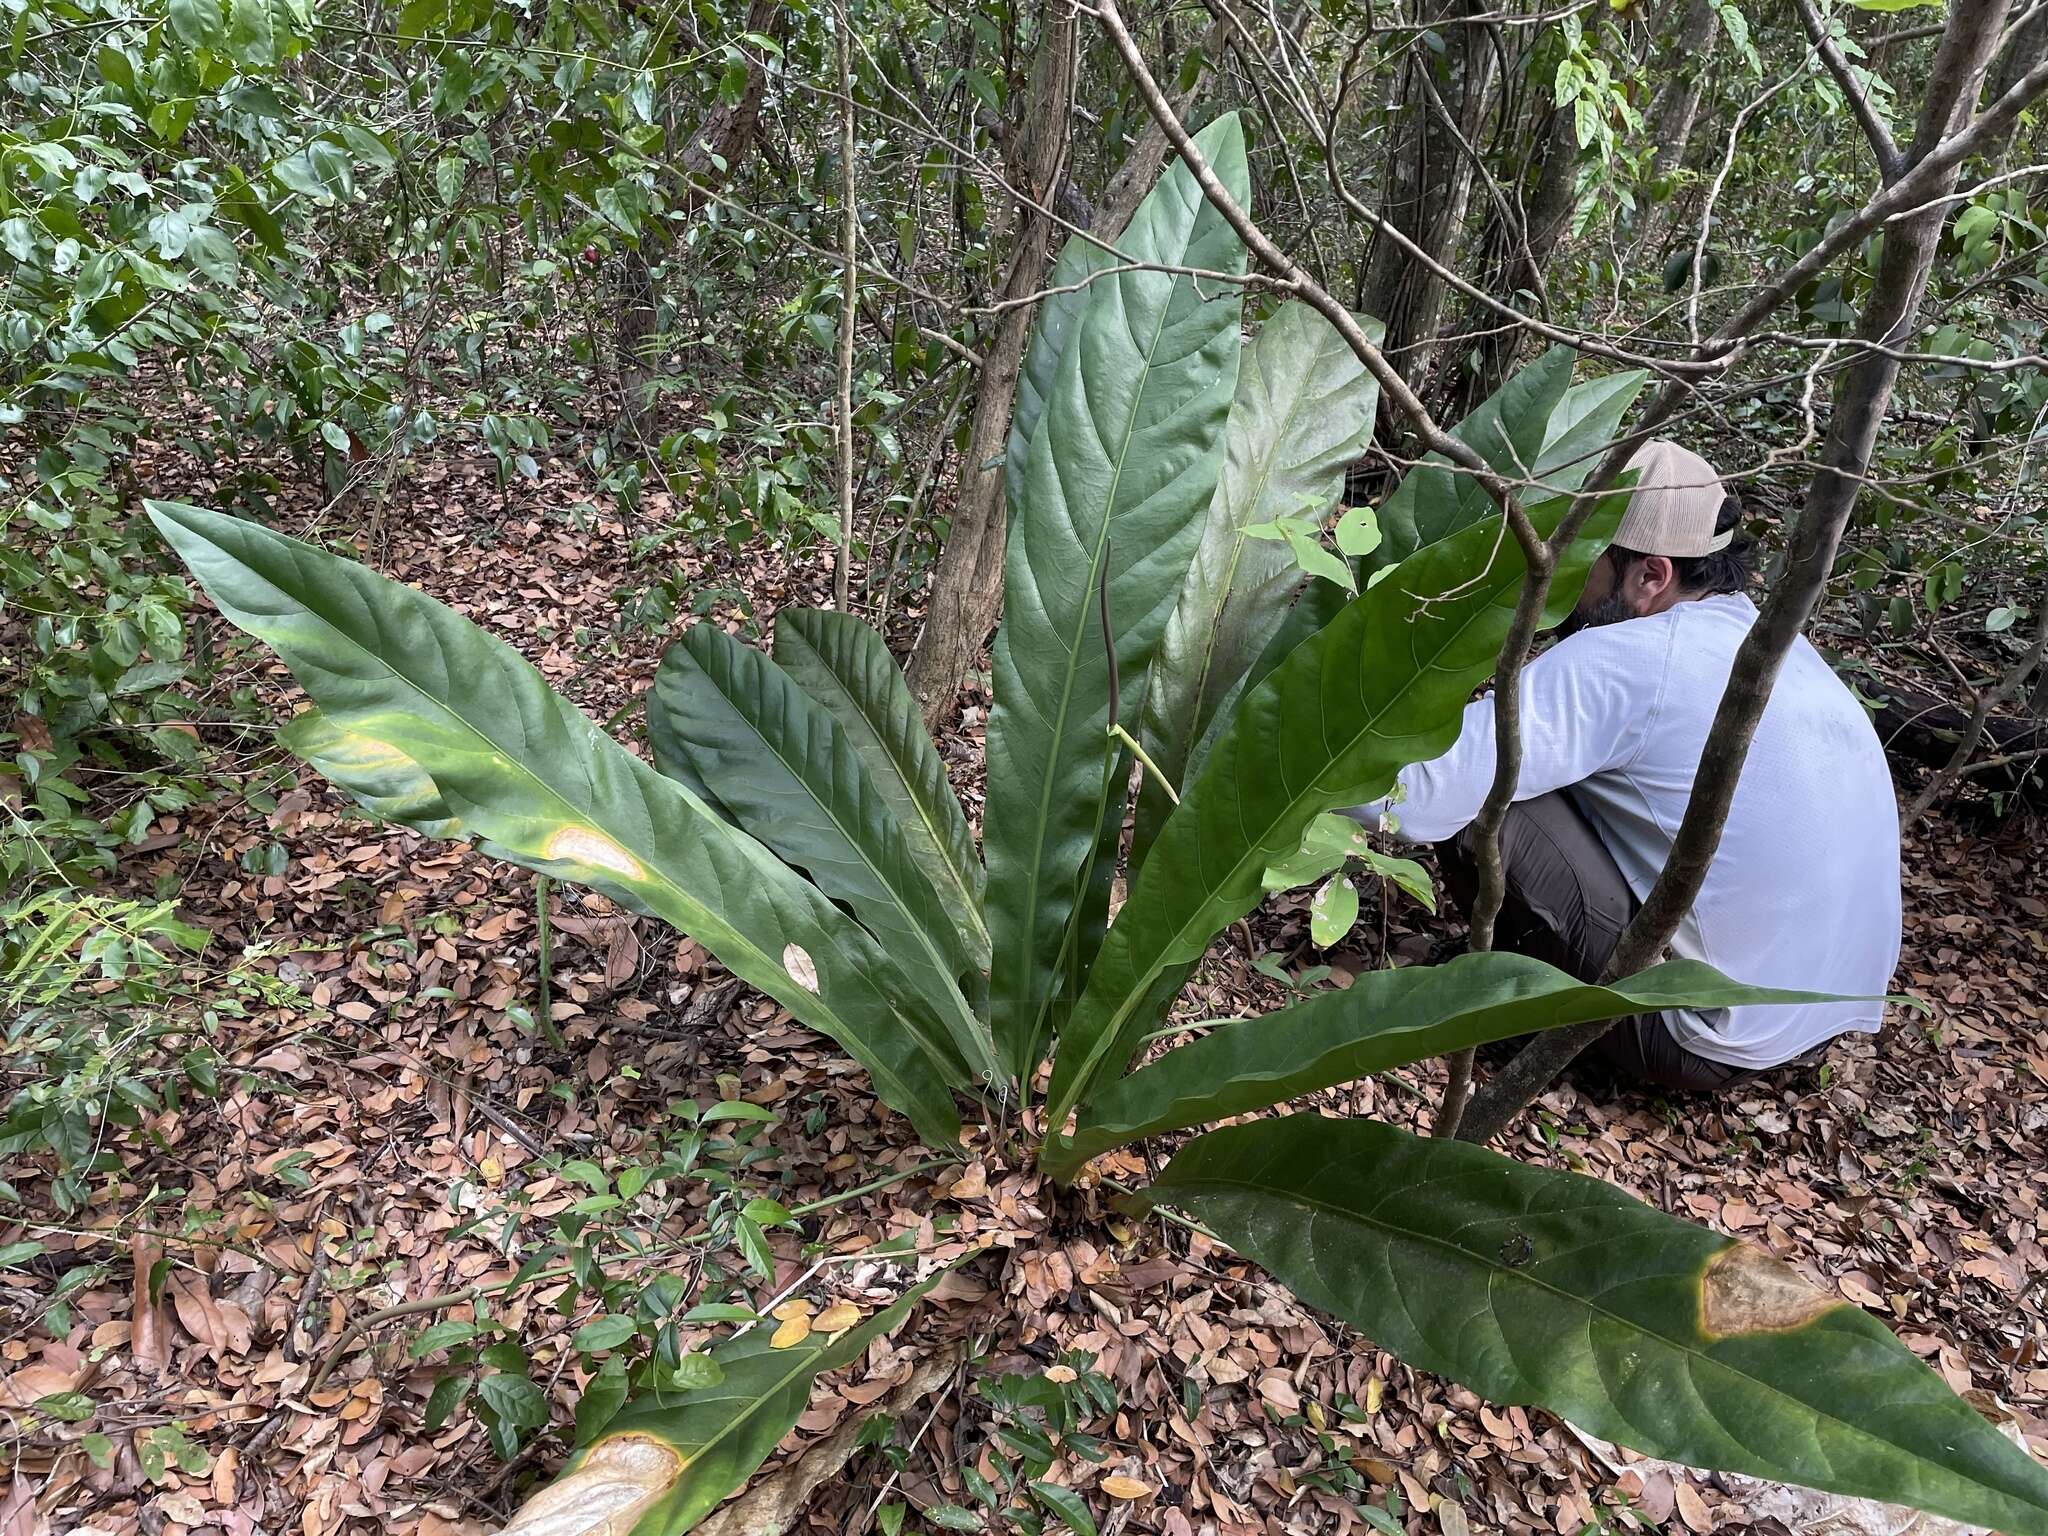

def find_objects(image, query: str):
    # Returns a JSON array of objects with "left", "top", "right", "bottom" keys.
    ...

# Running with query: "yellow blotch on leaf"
[
  {"left": 771, "top": 1315, "right": 812, "bottom": 1349},
  {"left": 543, "top": 826, "right": 644, "bottom": 880},
  {"left": 322, "top": 731, "right": 414, "bottom": 770}
]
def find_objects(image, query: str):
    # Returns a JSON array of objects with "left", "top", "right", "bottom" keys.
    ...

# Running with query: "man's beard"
[{"left": 1556, "top": 591, "right": 1638, "bottom": 640}]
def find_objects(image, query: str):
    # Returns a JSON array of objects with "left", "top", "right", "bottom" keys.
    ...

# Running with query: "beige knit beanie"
[{"left": 1613, "top": 439, "right": 1733, "bottom": 557}]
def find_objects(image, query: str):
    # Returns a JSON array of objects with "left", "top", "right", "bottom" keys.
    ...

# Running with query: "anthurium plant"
[{"left": 150, "top": 114, "right": 2048, "bottom": 1536}]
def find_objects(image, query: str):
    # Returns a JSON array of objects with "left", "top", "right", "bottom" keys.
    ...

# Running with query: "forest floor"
[{"left": 11, "top": 445, "right": 2048, "bottom": 1536}]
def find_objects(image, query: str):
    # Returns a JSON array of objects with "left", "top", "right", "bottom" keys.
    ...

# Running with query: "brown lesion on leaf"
[
  {"left": 1698, "top": 1243, "right": 1841, "bottom": 1340},
  {"left": 498, "top": 1432, "right": 682, "bottom": 1536}
]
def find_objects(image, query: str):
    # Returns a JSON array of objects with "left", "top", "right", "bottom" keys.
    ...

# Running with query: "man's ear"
[{"left": 1632, "top": 554, "right": 1679, "bottom": 609}]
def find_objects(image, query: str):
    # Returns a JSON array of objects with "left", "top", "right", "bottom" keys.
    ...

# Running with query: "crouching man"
[{"left": 1349, "top": 440, "right": 1902, "bottom": 1091}]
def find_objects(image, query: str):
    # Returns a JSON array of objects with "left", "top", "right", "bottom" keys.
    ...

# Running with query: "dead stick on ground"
[{"left": 304, "top": 1159, "right": 950, "bottom": 1394}]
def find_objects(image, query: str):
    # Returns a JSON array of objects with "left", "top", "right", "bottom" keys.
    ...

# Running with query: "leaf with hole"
[
  {"left": 1308, "top": 875, "right": 1358, "bottom": 947},
  {"left": 772, "top": 608, "right": 986, "bottom": 964},
  {"left": 648, "top": 624, "right": 992, "bottom": 1084}
]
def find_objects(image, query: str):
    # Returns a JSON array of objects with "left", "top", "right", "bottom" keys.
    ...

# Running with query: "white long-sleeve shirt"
[{"left": 1361, "top": 593, "right": 1901, "bottom": 1068}]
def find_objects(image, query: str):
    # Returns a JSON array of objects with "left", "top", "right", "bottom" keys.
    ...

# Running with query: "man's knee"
[{"left": 1445, "top": 794, "right": 1633, "bottom": 981}]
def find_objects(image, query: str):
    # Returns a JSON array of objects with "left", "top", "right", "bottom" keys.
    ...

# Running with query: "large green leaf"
[
  {"left": 1045, "top": 487, "right": 1628, "bottom": 1126},
  {"left": 983, "top": 113, "right": 1251, "bottom": 1080},
  {"left": 1170, "top": 360, "right": 1639, "bottom": 813},
  {"left": 499, "top": 1269, "right": 952, "bottom": 1536},
  {"left": 1532, "top": 368, "right": 1649, "bottom": 489},
  {"left": 1362, "top": 348, "right": 1645, "bottom": 578},
  {"left": 1133, "top": 301, "right": 1382, "bottom": 870},
  {"left": 280, "top": 707, "right": 460, "bottom": 838},
  {"left": 648, "top": 626, "right": 996, "bottom": 1086},
  {"left": 1134, "top": 1117, "right": 2048, "bottom": 1534},
  {"left": 1041, "top": 955, "right": 1842, "bottom": 1180},
  {"left": 148, "top": 501, "right": 962, "bottom": 1148},
  {"left": 1184, "top": 565, "right": 1354, "bottom": 784},
  {"left": 771, "top": 609, "right": 986, "bottom": 967},
  {"left": 1007, "top": 232, "right": 1120, "bottom": 515}
]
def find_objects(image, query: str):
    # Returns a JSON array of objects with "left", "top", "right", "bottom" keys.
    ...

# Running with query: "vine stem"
[
  {"left": 533, "top": 875, "right": 565, "bottom": 1050},
  {"left": 831, "top": 0, "right": 858, "bottom": 611}
]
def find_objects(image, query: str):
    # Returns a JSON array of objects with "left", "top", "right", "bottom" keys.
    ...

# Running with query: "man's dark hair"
[{"left": 1608, "top": 492, "right": 1756, "bottom": 596}]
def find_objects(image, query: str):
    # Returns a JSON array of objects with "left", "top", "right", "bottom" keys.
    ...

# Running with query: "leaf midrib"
[
  {"left": 647, "top": 1302, "right": 917, "bottom": 1502},
  {"left": 778, "top": 618, "right": 988, "bottom": 955},
  {"left": 1179, "top": 332, "right": 1355, "bottom": 764},
  {"left": 1010, "top": 260, "right": 1197, "bottom": 1048},
  {"left": 687, "top": 642, "right": 985, "bottom": 1074},
  {"left": 841, "top": 647, "right": 990, "bottom": 952},
  {"left": 1067, "top": 966, "right": 1804, "bottom": 1165}
]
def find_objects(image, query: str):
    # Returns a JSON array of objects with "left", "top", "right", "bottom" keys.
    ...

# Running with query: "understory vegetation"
[{"left": 4, "top": 0, "right": 2046, "bottom": 1533}]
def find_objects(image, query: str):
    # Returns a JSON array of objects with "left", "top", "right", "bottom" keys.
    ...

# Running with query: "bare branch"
[
  {"left": 1864, "top": 20, "right": 1946, "bottom": 53},
  {"left": 1793, "top": 0, "right": 1906, "bottom": 181},
  {"left": 833, "top": 0, "right": 858, "bottom": 613},
  {"left": 1564, "top": 43, "right": 2048, "bottom": 530},
  {"left": 1094, "top": 0, "right": 1541, "bottom": 543}
]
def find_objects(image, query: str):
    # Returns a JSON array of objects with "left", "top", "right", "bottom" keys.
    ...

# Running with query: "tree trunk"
[
  {"left": 1358, "top": 5, "right": 1502, "bottom": 393},
  {"left": 1636, "top": 0, "right": 1722, "bottom": 260},
  {"left": 1440, "top": 100, "right": 1578, "bottom": 421},
  {"left": 1877, "top": 679, "right": 2047, "bottom": 782},
  {"left": 904, "top": 7, "right": 1245, "bottom": 727},
  {"left": 616, "top": 1, "right": 780, "bottom": 442},
  {"left": 1094, "top": 15, "right": 1233, "bottom": 239},
  {"left": 1895, "top": 596, "right": 2048, "bottom": 818},
  {"left": 1455, "top": 0, "right": 2016, "bottom": 1145},
  {"left": 904, "top": 4, "right": 1077, "bottom": 730},
  {"left": 832, "top": 0, "right": 858, "bottom": 611},
  {"left": 1991, "top": 1, "right": 2048, "bottom": 121}
]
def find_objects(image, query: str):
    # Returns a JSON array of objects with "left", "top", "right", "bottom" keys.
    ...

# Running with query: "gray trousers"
[{"left": 1440, "top": 792, "right": 1755, "bottom": 1093}]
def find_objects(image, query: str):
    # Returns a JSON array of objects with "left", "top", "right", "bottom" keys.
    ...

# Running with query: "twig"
[
  {"left": 304, "top": 1159, "right": 950, "bottom": 1392},
  {"left": 1100, "top": 535, "right": 1120, "bottom": 728},
  {"left": 1792, "top": 0, "right": 1905, "bottom": 181},
  {"left": 1456, "top": 0, "right": 2022, "bottom": 1143},
  {"left": 1109, "top": 723, "right": 1180, "bottom": 806},
  {"left": 847, "top": 1345, "right": 970, "bottom": 1536}
]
